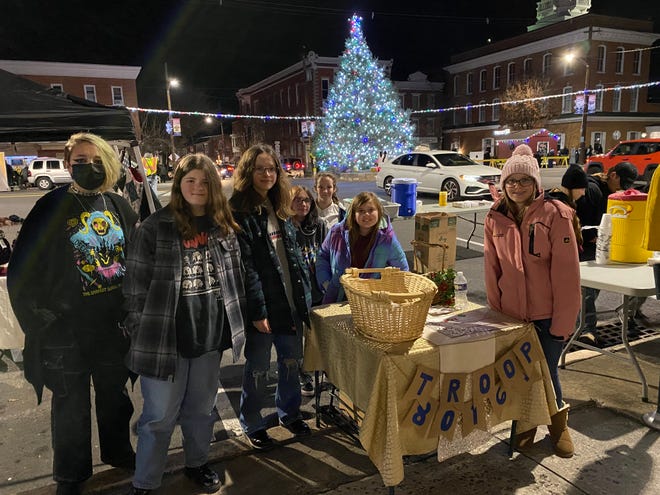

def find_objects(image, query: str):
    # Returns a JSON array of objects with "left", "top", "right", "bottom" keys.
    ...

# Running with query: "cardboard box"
[
  {"left": 414, "top": 212, "right": 457, "bottom": 243},
  {"left": 413, "top": 212, "right": 457, "bottom": 272},
  {"left": 413, "top": 240, "right": 457, "bottom": 272}
]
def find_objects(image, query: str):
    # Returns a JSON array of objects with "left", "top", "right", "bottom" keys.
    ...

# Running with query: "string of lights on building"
[{"left": 126, "top": 79, "right": 660, "bottom": 121}]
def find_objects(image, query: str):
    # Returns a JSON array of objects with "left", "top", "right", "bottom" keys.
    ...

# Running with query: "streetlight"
[
  {"left": 164, "top": 63, "right": 179, "bottom": 168},
  {"left": 564, "top": 51, "right": 591, "bottom": 165}
]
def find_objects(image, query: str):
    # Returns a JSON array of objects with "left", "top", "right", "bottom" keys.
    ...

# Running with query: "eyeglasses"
[
  {"left": 504, "top": 177, "right": 535, "bottom": 187},
  {"left": 254, "top": 167, "right": 277, "bottom": 175},
  {"left": 293, "top": 197, "right": 311, "bottom": 204}
]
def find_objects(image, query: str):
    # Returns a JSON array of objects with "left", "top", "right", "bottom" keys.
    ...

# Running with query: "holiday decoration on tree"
[{"left": 313, "top": 15, "right": 414, "bottom": 172}]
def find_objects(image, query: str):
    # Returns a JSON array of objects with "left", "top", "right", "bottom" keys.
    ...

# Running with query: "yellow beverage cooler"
[{"left": 607, "top": 189, "right": 654, "bottom": 263}]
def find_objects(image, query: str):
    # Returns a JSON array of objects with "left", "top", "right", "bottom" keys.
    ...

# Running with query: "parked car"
[
  {"left": 585, "top": 138, "right": 660, "bottom": 182},
  {"left": 375, "top": 150, "right": 501, "bottom": 201},
  {"left": 216, "top": 163, "right": 234, "bottom": 180},
  {"left": 27, "top": 157, "right": 72, "bottom": 190},
  {"left": 281, "top": 157, "right": 305, "bottom": 178}
]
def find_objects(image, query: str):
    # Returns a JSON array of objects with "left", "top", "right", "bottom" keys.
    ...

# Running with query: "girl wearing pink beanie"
[{"left": 484, "top": 143, "right": 581, "bottom": 458}]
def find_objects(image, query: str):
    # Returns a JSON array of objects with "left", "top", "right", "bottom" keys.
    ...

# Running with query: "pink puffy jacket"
[{"left": 484, "top": 193, "right": 581, "bottom": 339}]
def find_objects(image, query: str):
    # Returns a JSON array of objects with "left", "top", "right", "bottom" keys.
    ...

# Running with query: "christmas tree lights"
[{"left": 312, "top": 15, "right": 414, "bottom": 172}]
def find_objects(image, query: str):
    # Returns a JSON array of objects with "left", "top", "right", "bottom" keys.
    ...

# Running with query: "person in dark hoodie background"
[
  {"left": 547, "top": 165, "right": 588, "bottom": 253},
  {"left": 290, "top": 185, "right": 327, "bottom": 397},
  {"left": 7, "top": 132, "right": 138, "bottom": 495},
  {"left": 576, "top": 161, "right": 640, "bottom": 345}
]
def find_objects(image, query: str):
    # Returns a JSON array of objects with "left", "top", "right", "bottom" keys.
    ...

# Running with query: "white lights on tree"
[{"left": 312, "top": 15, "right": 414, "bottom": 172}]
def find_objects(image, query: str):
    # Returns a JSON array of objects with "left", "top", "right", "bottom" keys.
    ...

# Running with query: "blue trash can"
[{"left": 391, "top": 178, "right": 418, "bottom": 217}]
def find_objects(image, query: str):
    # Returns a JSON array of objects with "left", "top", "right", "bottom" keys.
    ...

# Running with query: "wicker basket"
[{"left": 340, "top": 267, "right": 438, "bottom": 343}]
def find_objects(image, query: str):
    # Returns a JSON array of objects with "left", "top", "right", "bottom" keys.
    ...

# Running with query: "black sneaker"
[
  {"left": 129, "top": 487, "right": 151, "bottom": 495},
  {"left": 301, "top": 380, "right": 315, "bottom": 397},
  {"left": 279, "top": 418, "right": 311, "bottom": 437},
  {"left": 184, "top": 464, "right": 221, "bottom": 493},
  {"left": 578, "top": 331, "right": 596, "bottom": 344},
  {"left": 245, "top": 429, "right": 275, "bottom": 451}
]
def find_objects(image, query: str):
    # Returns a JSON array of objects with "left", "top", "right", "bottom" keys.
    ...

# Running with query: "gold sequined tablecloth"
[{"left": 304, "top": 303, "right": 559, "bottom": 487}]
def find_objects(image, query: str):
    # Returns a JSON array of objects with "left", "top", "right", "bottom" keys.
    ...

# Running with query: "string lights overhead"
[{"left": 125, "top": 80, "right": 659, "bottom": 121}]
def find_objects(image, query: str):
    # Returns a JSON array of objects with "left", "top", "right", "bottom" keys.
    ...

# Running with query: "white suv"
[{"left": 28, "top": 158, "right": 72, "bottom": 190}]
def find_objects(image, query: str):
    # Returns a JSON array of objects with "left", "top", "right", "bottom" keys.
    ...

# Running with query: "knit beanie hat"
[
  {"left": 561, "top": 165, "right": 588, "bottom": 189},
  {"left": 500, "top": 144, "right": 542, "bottom": 191}
]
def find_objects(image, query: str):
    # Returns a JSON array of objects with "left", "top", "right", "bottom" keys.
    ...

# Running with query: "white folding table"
[{"left": 559, "top": 261, "right": 657, "bottom": 401}]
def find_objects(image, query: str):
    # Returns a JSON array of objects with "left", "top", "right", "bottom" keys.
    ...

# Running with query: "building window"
[
  {"left": 453, "top": 75, "right": 460, "bottom": 96},
  {"left": 427, "top": 93, "right": 435, "bottom": 108},
  {"left": 465, "top": 104, "right": 472, "bottom": 124},
  {"left": 523, "top": 58, "right": 532, "bottom": 78},
  {"left": 615, "top": 47, "right": 624, "bottom": 74},
  {"left": 479, "top": 70, "right": 487, "bottom": 92},
  {"left": 633, "top": 50, "right": 642, "bottom": 75},
  {"left": 84, "top": 85, "right": 96, "bottom": 102},
  {"left": 50, "top": 83, "right": 63, "bottom": 92},
  {"left": 478, "top": 100, "right": 486, "bottom": 123},
  {"left": 412, "top": 117, "right": 420, "bottom": 135},
  {"left": 595, "top": 83, "right": 604, "bottom": 111},
  {"left": 507, "top": 63, "right": 516, "bottom": 85},
  {"left": 630, "top": 87, "right": 639, "bottom": 112},
  {"left": 321, "top": 78, "right": 329, "bottom": 100},
  {"left": 563, "top": 59, "right": 574, "bottom": 76},
  {"left": 612, "top": 85, "right": 621, "bottom": 112},
  {"left": 295, "top": 84, "right": 300, "bottom": 105},
  {"left": 412, "top": 94, "right": 421, "bottom": 110},
  {"left": 493, "top": 66, "right": 501, "bottom": 89},
  {"left": 400, "top": 94, "right": 406, "bottom": 108},
  {"left": 287, "top": 86, "right": 291, "bottom": 107},
  {"left": 111, "top": 86, "right": 124, "bottom": 106},
  {"left": 596, "top": 45, "right": 606, "bottom": 73},
  {"left": 466, "top": 73, "right": 473, "bottom": 95},
  {"left": 453, "top": 110, "right": 458, "bottom": 126},
  {"left": 562, "top": 86, "right": 573, "bottom": 114},
  {"left": 627, "top": 131, "right": 641, "bottom": 140},
  {"left": 542, "top": 53, "right": 552, "bottom": 75},
  {"left": 427, "top": 118, "right": 435, "bottom": 134},
  {"left": 492, "top": 98, "right": 500, "bottom": 121}
]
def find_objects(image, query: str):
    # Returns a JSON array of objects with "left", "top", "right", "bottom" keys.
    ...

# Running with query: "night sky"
[{"left": 2, "top": 0, "right": 658, "bottom": 114}]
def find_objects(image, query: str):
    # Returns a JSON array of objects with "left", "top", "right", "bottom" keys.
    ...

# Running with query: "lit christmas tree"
[{"left": 313, "top": 15, "right": 414, "bottom": 172}]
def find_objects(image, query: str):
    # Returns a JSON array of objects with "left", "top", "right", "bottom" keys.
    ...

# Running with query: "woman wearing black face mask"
[{"left": 7, "top": 132, "right": 139, "bottom": 495}]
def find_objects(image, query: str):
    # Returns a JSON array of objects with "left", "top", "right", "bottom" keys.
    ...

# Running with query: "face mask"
[{"left": 71, "top": 163, "right": 106, "bottom": 190}]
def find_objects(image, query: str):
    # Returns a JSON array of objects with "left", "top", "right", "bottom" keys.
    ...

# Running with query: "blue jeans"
[
  {"left": 533, "top": 318, "right": 564, "bottom": 409},
  {"left": 133, "top": 351, "right": 221, "bottom": 490},
  {"left": 239, "top": 329, "right": 303, "bottom": 435}
]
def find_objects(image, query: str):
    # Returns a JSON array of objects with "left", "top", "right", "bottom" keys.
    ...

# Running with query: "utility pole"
[
  {"left": 164, "top": 63, "right": 177, "bottom": 168},
  {"left": 578, "top": 25, "right": 593, "bottom": 165}
]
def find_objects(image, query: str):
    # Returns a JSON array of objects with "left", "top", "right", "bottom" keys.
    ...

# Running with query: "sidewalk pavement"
[{"left": 3, "top": 335, "right": 657, "bottom": 495}]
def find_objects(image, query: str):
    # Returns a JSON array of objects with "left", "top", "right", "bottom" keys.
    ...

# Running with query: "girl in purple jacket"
[{"left": 484, "top": 144, "right": 580, "bottom": 459}]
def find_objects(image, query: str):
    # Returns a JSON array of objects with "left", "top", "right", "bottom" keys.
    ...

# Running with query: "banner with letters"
[{"left": 399, "top": 331, "right": 546, "bottom": 442}]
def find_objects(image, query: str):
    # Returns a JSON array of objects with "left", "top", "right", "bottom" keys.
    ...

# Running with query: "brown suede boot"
[
  {"left": 513, "top": 423, "right": 537, "bottom": 450},
  {"left": 548, "top": 404, "right": 574, "bottom": 458}
]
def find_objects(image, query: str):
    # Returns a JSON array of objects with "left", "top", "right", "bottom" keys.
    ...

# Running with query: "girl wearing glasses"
[
  {"left": 483, "top": 144, "right": 580, "bottom": 459},
  {"left": 316, "top": 191, "right": 408, "bottom": 304},
  {"left": 230, "top": 144, "right": 312, "bottom": 451}
]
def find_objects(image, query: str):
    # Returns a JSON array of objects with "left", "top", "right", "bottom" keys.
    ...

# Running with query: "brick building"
[
  {"left": 232, "top": 51, "right": 444, "bottom": 166},
  {"left": 0, "top": 60, "right": 141, "bottom": 155},
  {"left": 443, "top": 4, "right": 660, "bottom": 159}
]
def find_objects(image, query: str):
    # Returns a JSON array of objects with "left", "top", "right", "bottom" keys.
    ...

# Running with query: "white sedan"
[{"left": 375, "top": 150, "right": 501, "bottom": 201}]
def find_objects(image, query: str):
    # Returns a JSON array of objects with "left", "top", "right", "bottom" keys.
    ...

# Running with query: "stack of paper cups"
[{"left": 595, "top": 213, "right": 612, "bottom": 265}]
